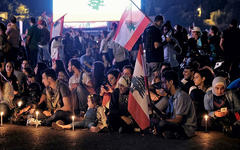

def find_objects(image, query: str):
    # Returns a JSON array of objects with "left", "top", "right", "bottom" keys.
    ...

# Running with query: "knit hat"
[
  {"left": 212, "top": 77, "right": 226, "bottom": 95},
  {"left": 117, "top": 75, "right": 131, "bottom": 88}
]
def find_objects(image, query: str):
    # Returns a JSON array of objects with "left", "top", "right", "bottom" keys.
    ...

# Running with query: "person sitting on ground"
[
  {"left": 2, "top": 61, "right": 19, "bottom": 95},
  {"left": 189, "top": 68, "right": 214, "bottom": 94},
  {"left": 38, "top": 69, "right": 72, "bottom": 126},
  {"left": 53, "top": 94, "right": 107, "bottom": 132},
  {"left": 156, "top": 70, "right": 197, "bottom": 139},
  {"left": 189, "top": 68, "right": 214, "bottom": 129},
  {"left": 100, "top": 69, "right": 120, "bottom": 109},
  {"left": 68, "top": 58, "right": 92, "bottom": 91},
  {"left": 108, "top": 75, "right": 134, "bottom": 133},
  {"left": 68, "top": 58, "right": 94, "bottom": 114},
  {"left": 204, "top": 77, "right": 240, "bottom": 136},
  {"left": 122, "top": 65, "right": 134, "bottom": 79},
  {"left": 181, "top": 65, "right": 195, "bottom": 93},
  {"left": 21, "top": 60, "right": 30, "bottom": 73}
]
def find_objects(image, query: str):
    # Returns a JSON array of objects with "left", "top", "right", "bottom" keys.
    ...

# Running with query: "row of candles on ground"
[
  {"left": 1, "top": 112, "right": 208, "bottom": 131},
  {"left": 0, "top": 100, "right": 76, "bottom": 130},
  {"left": 2, "top": 100, "right": 209, "bottom": 132}
]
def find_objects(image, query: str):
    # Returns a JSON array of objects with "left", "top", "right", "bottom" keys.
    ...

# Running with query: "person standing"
[
  {"left": 26, "top": 17, "right": 41, "bottom": 68},
  {"left": 143, "top": 15, "right": 164, "bottom": 81},
  {"left": 38, "top": 20, "right": 51, "bottom": 66},
  {"left": 5, "top": 16, "right": 20, "bottom": 65},
  {"left": 220, "top": 19, "right": 240, "bottom": 81}
]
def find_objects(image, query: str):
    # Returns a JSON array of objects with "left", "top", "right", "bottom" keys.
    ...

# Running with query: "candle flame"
[
  {"left": 72, "top": 115, "right": 75, "bottom": 121},
  {"left": 0, "top": 112, "right": 3, "bottom": 116},
  {"left": 36, "top": 111, "right": 39, "bottom": 115},
  {"left": 204, "top": 114, "right": 208, "bottom": 121},
  {"left": 18, "top": 101, "right": 23, "bottom": 107}
]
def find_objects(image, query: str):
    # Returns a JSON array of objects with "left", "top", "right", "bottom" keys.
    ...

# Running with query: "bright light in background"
[
  {"left": 197, "top": 6, "right": 202, "bottom": 17},
  {"left": 64, "top": 22, "right": 108, "bottom": 28},
  {"left": 53, "top": 0, "right": 141, "bottom": 23}
]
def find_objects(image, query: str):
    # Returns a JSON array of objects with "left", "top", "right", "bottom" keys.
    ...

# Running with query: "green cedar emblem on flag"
[
  {"left": 126, "top": 21, "right": 136, "bottom": 32},
  {"left": 88, "top": 0, "right": 104, "bottom": 10}
]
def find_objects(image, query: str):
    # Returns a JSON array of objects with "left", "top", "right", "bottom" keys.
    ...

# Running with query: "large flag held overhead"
[
  {"left": 50, "top": 14, "right": 65, "bottom": 39},
  {"left": 113, "top": 2, "right": 151, "bottom": 51},
  {"left": 128, "top": 44, "right": 150, "bottom": 130}
]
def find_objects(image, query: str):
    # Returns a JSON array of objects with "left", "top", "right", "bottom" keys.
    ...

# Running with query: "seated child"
[{"left": 53, "top": 94, "right": 104, "bottom": 131}]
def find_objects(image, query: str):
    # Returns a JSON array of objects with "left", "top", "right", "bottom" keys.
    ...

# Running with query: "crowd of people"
[{"left": 0, "top": 14, "right": 240, "bottom": 139}]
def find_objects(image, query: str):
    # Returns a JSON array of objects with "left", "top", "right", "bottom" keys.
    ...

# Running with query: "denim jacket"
[{"left": 204, "top": 89, "right": 240, "bottom": 117}]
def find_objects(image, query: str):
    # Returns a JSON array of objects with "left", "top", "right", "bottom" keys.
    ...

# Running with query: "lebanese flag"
[
  {"left": 50, "top": 15, "right": 65, "bottom": 39},
  {"left": 113, "top": 3, "right": 151, "bottom": 51},
  {"left": 128, "top": 44, "right": 150, "bottom": 130}
]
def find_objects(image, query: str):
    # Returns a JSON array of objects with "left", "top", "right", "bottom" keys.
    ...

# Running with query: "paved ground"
[{"left": 0, "top": 124, "right": 240, "bottom": 150}]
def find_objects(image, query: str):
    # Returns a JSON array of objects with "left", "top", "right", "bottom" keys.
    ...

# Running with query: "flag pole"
[
  {"left": 140, "top": 46, "right": 154, "bottom": 115},
  {"left": 129, "top": 0, "right": 154, "bottom": 24},
  {"left": 131, "top": 0, "right": 155, "bottom": 116}
]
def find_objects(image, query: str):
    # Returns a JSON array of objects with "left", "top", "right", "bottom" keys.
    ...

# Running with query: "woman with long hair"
[
  {"left": 189, "top": 68, "right": 214, "bottom": 129},
  {"left": 1, "top": 61, "right": 18, "bottom": 95}
]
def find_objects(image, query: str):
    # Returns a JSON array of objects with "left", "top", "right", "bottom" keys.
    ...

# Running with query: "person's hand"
[
  {"left": 43, "top": 111, "right": 52, "bottom": 117},
  {"left": 106, "top": 84, "right": 113, "bottom": 93},
  {"left": 100, "top": 85, "right": 107, "bottom": 94},
  {"left": 214, "top": 110, "right": 228, "bottom": 117},
  {"left": 29, "top": 109, "right": 35, "bottom": 114},
  {"left": 121, "top": 116, "right": 133, "bottom": 125}
]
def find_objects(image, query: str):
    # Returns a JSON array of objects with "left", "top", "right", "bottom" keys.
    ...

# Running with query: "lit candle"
[
  {"left": 1, "top": 112, "right": 3, "bottom": 126},
  {"left": 204, "top": 114, "right": 209, "bottom": 132},
  {"left": 17, "top": 101, "right": 23, "bottom": 107},
  {"left": 72, "top": 115, "right": 75, "bottom": 131},
  {"left": 35, "top": 111, "right": 39, "bottom": 128}
]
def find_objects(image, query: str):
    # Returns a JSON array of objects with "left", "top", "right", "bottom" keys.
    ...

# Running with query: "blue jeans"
[
  {"left": 38, "top": 44, "right": 51, "bottom": 63},
  {"left": 44, "top": 110, "right": 72, "bottom": 126},
  {"left": 72, "top": 119, "right": 96, "bottom": 129}
]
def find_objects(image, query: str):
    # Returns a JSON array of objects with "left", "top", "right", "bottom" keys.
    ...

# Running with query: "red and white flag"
[
  {"left": 128, "top": 44, "right": 150, "bottom": 130},
  {"left": 50, "top": 15, "right": 65, "bottom": 39},
  {"left": 113, "top": 2, "right": 151, "bottom": 51}
]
